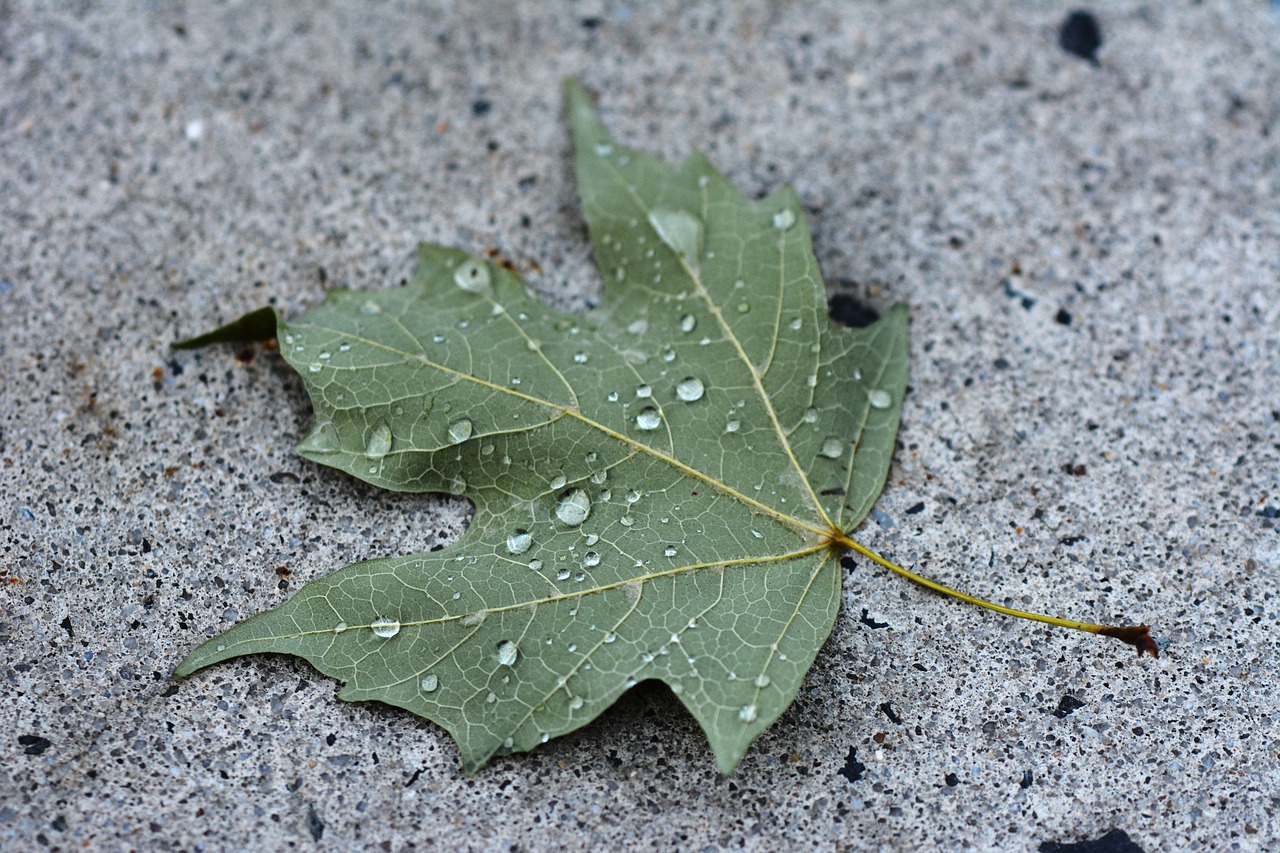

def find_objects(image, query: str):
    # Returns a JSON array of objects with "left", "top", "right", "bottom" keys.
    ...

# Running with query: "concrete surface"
[{"left": 2, "top": 2, "right": 1278, "bottom": 850}]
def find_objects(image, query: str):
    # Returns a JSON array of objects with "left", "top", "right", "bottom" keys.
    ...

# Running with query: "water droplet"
[
  {"left": 528, "top": 559, "right": 543, "bottom": 571},
  {"left": 663, "top": 546, "right": 677, "bottom": 557},
  {"left": 298, "top": 421, "right": 340, "bottom": 454},
  {"left": 486, "top": 691, "right": 497, "bottom": 703},
  {"left": 371, "top": 618, "right": 400, "bottom": 639},
  {"left": 361, "top": 301, "right": 382, "bottom": 315},
  {"left": 607, "top": 391, "right": 620, "bottom": 402},
  {"left": 789, "top": 317, "right": 802, "bottom": 331},
  {"left": 334, "top": 622, "right": 349, "bottom": 633},
  {"left": 604, "top": 632, "right": 617, "bottom": 644},
  {"left": 660, "top": 345, "right": 676, "bottom": 362},
  {"left": 339, "top": 343, "right": 351, "bottom": 352},
  {"left": 675, "top": 377, "right": 705, "bottom": 402},
  {"left": 598, "top": 488, "right": 611, "bottom": 502},
  {"left": 555, "top": 489, "right": 592, "bottom": 527},
  {"left": 420, "top": 674, "right": 439, "bottom": 692},
  {"left": 549, "top": 474, "right": 568, "bottom": 490},
  {"left": 620, "top": 515, "right": 635, "bottom": 527},
  {"left": 506, "top": 529, "right": 532, "bottom": 555},
  {"left": 495, "top": 640, "right": 519, "bottom": 667},
  {"left": 680, "top": 314, "right": 697, "bottom": 333},
  {"left": 725, "top": 419, "right": 741, "bottom": 433},
  {"left": 594, "top": 142, "right": 613, "bottom": 157},
  {"left": 627, "top": 318, "right": 648, "bottom": 335},
  {"left": 803, "top": 407, "right": 818, "bottom": 424},
  {"left": 583, "top": 551, "right": 601, "bottom": 567},
  {"left": 453, "top": 260, "right": 491, "bottom": 293},
  {"left": 585, "top": 451, "right": 598, "bottom": 464},
  {"left": 773, "top": 209, "right": 796, "bottom": 231},
  {"left": 589, "top": 470, "right": 607, "bottom": 485},
  {"left": 448, "top": 419, "right": 473, "bottom": 444},
  {"left": 614, "top": 266, "right": 626, "bottom": 281},
  {"left": 556, "top": 568, "right": 571, "bottom": 581},
  {"left": 568, "top": 695, "right": 585, "bottom": 710},
  {"left": 584, "top": 533, "right": 600, "bottom": 546},
  {"left": 365, "top": 421, "right": 393, "bottom": 458},
  {"left": 574, "top": 572, "right": 586, "bottom": 583},
  {"left": 573, "top": 351, "right": 589, "bottom": 364},
  {"left": 820, "top": 437, "right": 844, "bottom": 459},
  {"left": 754, "top": 674, "right": 771, "bottom": 688},
  {"left": 868, "top": 388, "right": 892, "bottom": 409},
  {"left": 308, "top": 362, "right": 322, "bottom": 373},
  {"left": 736, "top": 301, "right": 750, "bottom": 314},
  {"left": 635, "top": 384, "right": 652, "bottom": 398},
  {"left": 750, "top": 529, "right": 763, "bottom": 539},
  {"left": 635, "top": 407, "right": 662, "bottom": 430},
  {"left": 540, "top": 732, "right": 550, "bottom": 743},
  {"left": 739, "top": 704, "right": 759, "bottom": 723},
  {"left": 448, "top": 474, "right": 466, "bottom": 494},
  {"left": 806, "top": 374, "right": 818, "bottom": 388}
]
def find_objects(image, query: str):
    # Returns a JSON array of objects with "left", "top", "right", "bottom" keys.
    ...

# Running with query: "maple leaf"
[{"left": 174, "top": 80, "right": 1152, "bottom": 775}]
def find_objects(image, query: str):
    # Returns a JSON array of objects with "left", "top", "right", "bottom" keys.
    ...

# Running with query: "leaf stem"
[{"left": 833, "top": 533, "right": 1158, "bottom": 658}]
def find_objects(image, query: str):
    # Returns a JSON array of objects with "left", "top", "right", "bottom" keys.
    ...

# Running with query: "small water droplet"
[
  {"left": 585, "top": 451, "right": 598, "bottom": 464},
  {"left": 556, "top": 568, "right": 571, "bottom": 581},
  {"left": 604, "top": 632, "right": 617, "bottom": 643},
  {"left": 549, "top": 474, "right": 568, "bottom": 490},
  {"left": 620, "top": 515, "right": 635, "bottom": 527},
  {"left": 806, "top": 374, "right": 818, "bottom": 388},
  {"left": 540, "top": 732, "right": 550, "bottom": 743},
  {"left": 594, "top": 142, "right": 613, "bottom": 157},
  {"left": 773, "top": 209, "right": 796, "bottom": 231},
  {"left": 820, "top": 437, "right": 844, "bottom": 459},
  {"left": 663, "top": 546, "right": 677, "bottom": 557},
  {"left": 555, "top": 489, "right": 592, "bottom": 527},
  {"left": 803, "top": 407, "right": 818, "bottom": 424},
  {"left": 589, "top": 470, "right": 607, "bottom": 485},
  {"left": 789, "top": 317, "right": 802, "bottom": 331},
  {"left": 614, "top": 266, "right": 626, "bottom": 281},
  {"left": 739, "top": 704, "right": 759, "bottom": 722},
  {"left": 453, "top": 260, "right": 491, "bottom": 293},
  {"left": 584, "top": 533, "right": 600, "bottom": 546},
  {"left": 635, "top": 407, "right": 662, "bottom": 430},
  {"left": 598, "top": 488, "right": 611, "bottom": 502},
  {"left": 675, "top": 377, "right": 705, "bottom": 402},
  {"left": 635, "top": 384, "right": 652, "bottom": 398},
  {"left": 339, "top": 343, "right": 351, "bottom": 352},
  {"left": 573, "top": 351, "right": 589, "bottom": 364},
  {"left": 486, "top": 691, "right": 497, "bottom": 703},
  {"left": 755, "top": 674, "right": 771, "bottom": 688},
  {"left": 361, "top": 301, "right": 382, "bottom": 315},
  {"left": 308, "top": 362, "right": 322, "bottom": 373},
  {"left": 725, "top": 419, "right": 741, "bottom": 433},
  {"left": 627, "top": 318, "right": 648, "bottom": 335},
  {"left": 506, "top": 529, "right": 532, "bottom": 555},
  {"left": 680, "top": 314, "right": 697, "bottom": 333},
  {"left": 334, "top": 622, "right": 349, "bottom": 633},
  {"left": 448, "top": 419, "right": 473, "bottom": 444},
  {"left": 607, "top": 391, "right": 619, "bottom": 402},
  {"left": 736, "top": 301, "right": 750, "bottom": 314},
  {"left": 529, "top": 559, "right": 543, "bottom": 571},
  {"left": 371, "top": 618, "right": 400, "bottom": 639},
  {"left": 365, "top": 421, "right": 393, "bottom": 458},
  {"left": 569, "top": 695, "right": 585, "bottom": 710},
  {"left": 448, "top": 474, "right": 466, "bottom": 494},
  {"left": 573, "top": 572, "right": 586, "bottom": 583},
  {"left": 750, "top": 529, "right": 763, "bottom": 539},
  {"left": 868, "top": 388, "right": 892, "bottom": 409},
  {"left": 583, "top": 551, "right": 601, "bottom": 567},
  {"left": 495, "top": 640, "right": 519, "bottom": 667},
  {"left": 420, "top": 674, "right": 439, "bottom": 692}
]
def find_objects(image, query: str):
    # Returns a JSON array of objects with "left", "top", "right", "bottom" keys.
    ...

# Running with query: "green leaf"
[{"left": 174, "top": 79, "right": 910, "bottom": 775}]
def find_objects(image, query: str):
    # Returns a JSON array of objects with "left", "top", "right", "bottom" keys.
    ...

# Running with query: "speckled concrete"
[{"left": 2, "top": 2, "right": 1277, "bottom": 850}]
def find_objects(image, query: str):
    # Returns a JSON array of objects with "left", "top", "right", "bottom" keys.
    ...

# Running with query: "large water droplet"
[
  {"left": 663, "top": 546, "right": 677, "bottom": 557},
  {"left": 738, "top": 704, "right": 759, "bottom": 723},
  {"left": 675, "top": 377, "right": 705, "bottom": 402},
  {"left": 820, "top": 437, "right": 844, "bottom": 459},
  {"left": 453, "top": 260, "right": 491, "bottom": 293},
  {"left": 448, "top": 419, "right": 473, "bottom": 444},
  {"left": 298, "top": 421, "right": 340, "bottom": 454},
  {"left": 590, "top": 470, "right": 607, "bottom": 485},
  {"left": 725, "top": 419, "right": 741, "bottom": 433},
  {"left": 371, "top": 618, "right": 400, "bottom": 639},
  {"left": 802, "top": 407, "right": 818, "bottom": 424},
  {"left": 506, "top": 529, "right": 532, "bottom": 555},
  {"left": 420, "top": 674, "right": 439, "bottom": 692},
  {"left": 635, "top": 407, "right": 662, "bottom": 430},
  {"left": 549, "top": 473, "right": 568, "bottom": 490},
  {"left": 365, "top": 421, "right": 393, "bottom": 458},
  {"left": 647, "top": 208, "right": 704, "bottom": 272},
  {"left": 568, "top": 695, "right": 585, "bottom": 711},
  {"left": 555, "top": 489, "right": 592, "bottom": 527},
  {"left": 679, "top": 314, "right": 697, "bottom": 333},
  {"left": 773, "top": 209, "right": 796, "bottom": 231},
  {"left": 635, "top": 384, "right": 652, "bottom": 398},
  {"left": 868, "top": 388, "right": 892, "bottom": 409},
  {"left": 583, "top": 551, "right": 601, "bottom": 567},
  {"left": 754, "top": 673, "right": 771, "bottom": 688},
  {"left": 495, "top": 640, "right": 519, "bottom": 667}
]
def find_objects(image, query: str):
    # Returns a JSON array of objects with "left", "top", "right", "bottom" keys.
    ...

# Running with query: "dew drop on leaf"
[
  {"left": 868, "top": 388, "right": 892, "bottom": 409},
  {"left": 664, "top": 546, "right": 677, "bottom": 557},
  {"left": 549, "top": 473, "right": 568, "bottom": 490},
  {"left": 360, "top": 300, "right": 381, "bottom": 315},
  {"left": 635, "top": 407, "right": 662, "bottom": 430},
  {"left": 365, "top": 422, "right": 393, "bottom": 458},
  {"left": 725, "top": 419, "right": 741, "bottom": 433},
  {"left": 448, "top": 419, "right": 473, "bottom": 444},
  {"left": 635, "top": 384, "right": 652, "bottom": 398},
  {"left": 555, "top": 489, "right": 592, "bottom": 527},
  {"left": 820, "top": 437, "right": 844, "bottom": 459},
  {"left": 754, "top": 674, "right": 771, "bottom": 688},
  {"left": 568, "top": 695, "right": 585, "bottom": 710},
  {"left": 334, "top": 621, "right": 349, "bottom": 633},
  {"left": 506, "top": 529, "right": 532, "bottom": 555},
  {"left": 420, "top": 674, "right": 439, "bottom": 692},
  {"left": 453, "top": 260, "right": 491, "bottom": 293},
  {"left": 675, "top": 377, "right": 705, "bottom": 402},
  {"left": 370, "top": 618, "right": 400, "bottom": 639},
  {"left": 772, "top": 209, "right": 795, "bottom": 231},
  {"left": 582, "top": 551, "right": 601, "bottom": 567},
  {"left": 647, "top": 208, "right": 704, "bottom": 271},
  {"left": 495, "top": 640, "right": 519, "bottom": 667},
  {"left": 679, "top": 314, "right": 697, "bottom": 333},
  {"left": 738, "top": 704, "right": 759, "bottom": 722}
]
